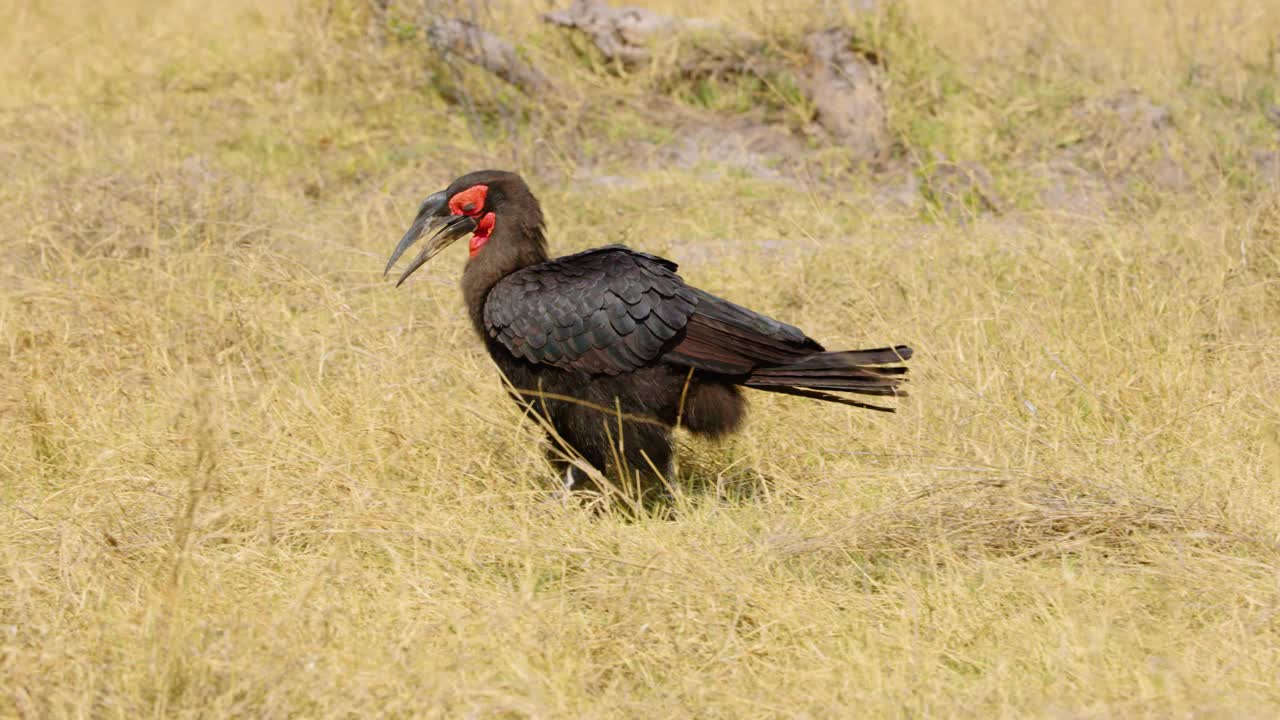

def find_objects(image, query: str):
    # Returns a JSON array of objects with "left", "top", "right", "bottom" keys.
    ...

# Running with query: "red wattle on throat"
[{"left": 469, "top": 212, "right": 496, "bottom": 257}]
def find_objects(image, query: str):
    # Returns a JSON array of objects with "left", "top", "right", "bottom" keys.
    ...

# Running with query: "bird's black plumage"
[
  {"left": 484, "top": 246, "right": 697, "bottom": 374},
  {"left": 386, "top": 170, "right": 913, "bottom": 499}
]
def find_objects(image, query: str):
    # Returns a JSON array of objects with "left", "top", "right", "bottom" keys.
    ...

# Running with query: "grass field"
[{"left": 3, "top": 0, "right": 1279, "bottom": 716}]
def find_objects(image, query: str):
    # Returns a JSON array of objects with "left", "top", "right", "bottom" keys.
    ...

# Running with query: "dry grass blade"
[{"left": 3, "top": 0, "right": 1280, "bottom": 717}]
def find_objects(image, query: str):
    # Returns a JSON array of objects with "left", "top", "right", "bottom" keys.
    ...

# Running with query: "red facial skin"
[
  {"left": 448, "top": 184, "right": 488, "bottom": 216},
  {"left": 469, "top": 212, "right": 496, "bottom": 257},
  {"left": 448, "top": 185, "right": 495, "bottom": 257}
]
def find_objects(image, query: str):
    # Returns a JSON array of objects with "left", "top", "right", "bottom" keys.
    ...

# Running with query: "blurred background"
[{"left": 2, "top": 1, "right": 1279, "bottom": 716}]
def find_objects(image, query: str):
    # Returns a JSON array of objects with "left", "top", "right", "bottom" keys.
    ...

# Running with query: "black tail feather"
[
  {"left": 749, "top": 385, "right": 898, "bottom": 412},
  {"left": 774, "top": 345, "right": 913, "bottom": 370},
  {"left": 743, "top": 345, "right": 912, "bottom": 409}
]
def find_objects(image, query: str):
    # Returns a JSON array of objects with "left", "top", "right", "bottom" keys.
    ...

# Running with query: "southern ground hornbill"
[{"left": 385, "top": 170, "right": 912, "bottom": 496}]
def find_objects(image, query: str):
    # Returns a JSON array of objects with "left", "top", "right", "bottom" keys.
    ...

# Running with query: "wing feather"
[
  {"left": 483, "top": 246, "right": 895, "bottom": 391},
  {"left": 483, "top": 246, "right": 698, "bottom": 375}
]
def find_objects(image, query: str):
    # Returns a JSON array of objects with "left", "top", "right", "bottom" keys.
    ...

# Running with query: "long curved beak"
[{"left": 384, "top": 191, "right": 478, "bottom": 287}]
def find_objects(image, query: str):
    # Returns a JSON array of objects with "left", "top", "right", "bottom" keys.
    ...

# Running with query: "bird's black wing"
[
  {"left": 661, "top": 288, "right": 825, "bottom": 375},
  {"left": 483, "top": 245, "right": 699, "bottom": 375}
]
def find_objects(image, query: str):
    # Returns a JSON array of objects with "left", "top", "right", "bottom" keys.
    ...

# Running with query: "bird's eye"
[{"left": 448, "top": 184, "right": 489, "bottom": 217}]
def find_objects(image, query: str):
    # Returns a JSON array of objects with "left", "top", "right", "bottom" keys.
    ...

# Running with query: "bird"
[{"left": 385, "top": 170, "right": 912, "bottom": 498}]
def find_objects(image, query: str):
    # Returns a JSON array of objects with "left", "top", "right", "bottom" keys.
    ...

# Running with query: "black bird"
[{"left": 386, "top": 170, "right": 912, "bottom": 496}]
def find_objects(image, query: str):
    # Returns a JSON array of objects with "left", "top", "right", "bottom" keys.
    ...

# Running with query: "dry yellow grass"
[{"left": 3, "top": 0, "right": 1279, "bottom": 717}]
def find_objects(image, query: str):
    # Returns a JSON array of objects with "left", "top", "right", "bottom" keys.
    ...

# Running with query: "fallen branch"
[
  {"left": 541, "top": 2, "right": 892, "bottom": 161},
  {"left": 543, "top": 0, "right": 680, "bottom": 67},
  {"left": 542, "top": 0, "right": 765, "bottom": 76},
  {"left": 426, "top": 17, "right": 554, "bottom": 96}
]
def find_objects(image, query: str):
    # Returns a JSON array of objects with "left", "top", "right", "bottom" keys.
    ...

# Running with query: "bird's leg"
[
  {"left": 618, "top": 422, "right": 674, "bottom": 500},
  {"left": 546, "top": 463, "right": 580, "bottom": 504},
  {"left": 563, "top": 464, "right": 577, "bottom": 491},
  {"left": 545, "top": 441, "right": 597, "bottom": 496},
  {"left": 542, "top": 404, "right": 674, "bottom": 504}
]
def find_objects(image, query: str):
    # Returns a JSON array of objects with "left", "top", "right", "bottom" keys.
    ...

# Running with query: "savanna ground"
[{"left": 3, "top": 0, "right": 1280, "bottom": 716}]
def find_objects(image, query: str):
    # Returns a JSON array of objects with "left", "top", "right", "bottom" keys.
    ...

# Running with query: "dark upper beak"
[{"left": 384, "top": 191, "right": 478, "bottom": 287}]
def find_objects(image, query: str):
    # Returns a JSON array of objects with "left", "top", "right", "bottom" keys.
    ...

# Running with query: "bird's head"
[{"left": 384, "top": 170, "right": 544, "bottom": 286}]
